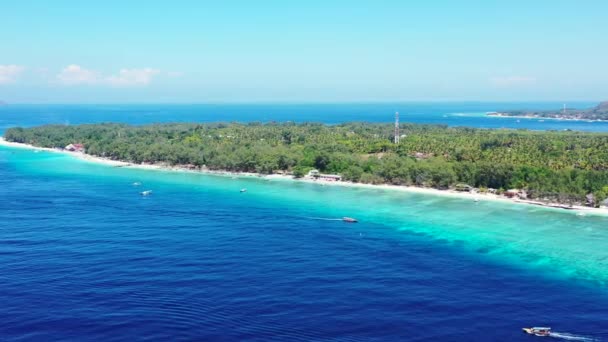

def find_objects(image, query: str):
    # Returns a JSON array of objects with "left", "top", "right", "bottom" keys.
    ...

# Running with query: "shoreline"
[
  {"left": 2, "top": 137, "right": 608, "bottom": 216},
  {"left": 486, "top": 112, "right": 606, "bottom": 123}
]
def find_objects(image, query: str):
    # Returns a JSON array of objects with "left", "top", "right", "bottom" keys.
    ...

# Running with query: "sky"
[{"left": 1, "top": 0, "right": 607, "bottom": 103}]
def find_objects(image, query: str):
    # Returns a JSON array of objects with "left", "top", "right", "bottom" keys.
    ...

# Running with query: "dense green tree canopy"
[
  {"left": 494, "top": 101, "right": 608, "bottom": 120},
  {"left": 6, "top": 122, "right": 608, "bottom": 206}
]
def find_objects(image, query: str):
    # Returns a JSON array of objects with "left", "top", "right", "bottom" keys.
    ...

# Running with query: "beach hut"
[
  {"left": 65, "top": 143, "right": 85, "bottom": 152},
  {"left": 319, "top": 174, "right": 342, "bottom": 182},
  {"left": 518, "top": 190, "right": 528, "bottom": 199},
  {"left": 454, "top": 183, "right": 473, "bottom": 192},
  {"left": 307, "top": 169, "right": 320, "bottom": 177},
  {"left": 586, "top": 193, "right": 595, "bottom": 206}
]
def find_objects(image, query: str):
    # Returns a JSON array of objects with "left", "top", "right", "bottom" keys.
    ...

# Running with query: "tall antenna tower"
[{"left": 394, "top": 112, "right": 400, "bottom": 144}]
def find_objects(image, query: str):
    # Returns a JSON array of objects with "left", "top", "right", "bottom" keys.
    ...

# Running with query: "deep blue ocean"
[{"left": 1, "top": 103, "right": 608, "bottom": 341}]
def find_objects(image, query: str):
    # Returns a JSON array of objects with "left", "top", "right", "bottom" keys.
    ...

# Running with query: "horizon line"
[{"left": 1, "top": 99, "right": 602, "bottom": 106}]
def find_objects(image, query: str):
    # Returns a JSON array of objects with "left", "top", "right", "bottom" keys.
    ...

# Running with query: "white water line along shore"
[
  {"left": 2, "top": 137, "right": 608, "bottom": 216},
  {"left": 486, "top": 112, "right": 607, "bottom": 122}
]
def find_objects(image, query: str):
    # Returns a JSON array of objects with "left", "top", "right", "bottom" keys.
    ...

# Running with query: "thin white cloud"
[
  {"left": 490, "top": 76, "right": 537, "bottom": 87},
  {"left": 0, "top": 65, "right": 25, "bottom": 84},
  {"left": 57, "top": 64, "right": 100, "bottom": 85},
  {"left": 105, "top": 68, "right": 160, "bottom": 86},
  {"left": 56, "top": 65, "right": 161, "bottom": 87}
]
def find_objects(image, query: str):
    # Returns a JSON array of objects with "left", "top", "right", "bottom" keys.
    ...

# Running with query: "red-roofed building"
[{"left": 65, "top": 143, "right": 85, "bottom": 152}]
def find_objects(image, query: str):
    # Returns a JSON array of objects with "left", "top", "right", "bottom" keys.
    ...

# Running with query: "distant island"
[
  {"left": 4, "top": 122, "right": 608, "bottom": 209},
  {"left": 489, "top": 101, "right": 608, "bottom": 121}
]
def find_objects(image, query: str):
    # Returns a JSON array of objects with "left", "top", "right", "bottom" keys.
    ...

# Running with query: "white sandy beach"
[{"left": 2, "top": 137, "right": 607, "bottom": 216}]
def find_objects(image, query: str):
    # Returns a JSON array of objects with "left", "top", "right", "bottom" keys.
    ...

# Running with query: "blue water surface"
[
  {"left": 1, "top": 102, "right": 608, "bottom": 135},
  {"left": 1, "top": 104, "right": 608, "bottom": 341}
]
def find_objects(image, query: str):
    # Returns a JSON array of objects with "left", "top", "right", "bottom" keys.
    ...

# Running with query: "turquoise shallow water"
[
  {"left": 3, "top": 103, "right": 608, "bottom": 341},
  {"left": 2, "top": 145, "right": 608, "bottom": 341},
  {"left": 8, "top": 146, "right": 608, "bottom": 287}
]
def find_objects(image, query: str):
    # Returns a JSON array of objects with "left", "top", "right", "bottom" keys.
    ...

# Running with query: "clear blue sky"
[{"left": 1, "top": 0, "right": 607, "bottom": 103}]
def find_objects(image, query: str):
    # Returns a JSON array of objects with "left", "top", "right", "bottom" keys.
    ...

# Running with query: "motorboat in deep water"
[
  {"left": 522, "top": 327, "right": 551, "bottom": 336},
  {"left": 140, "top": 190, "right": 152, "bottom": 196},
  {"left": 342, "top": 217, "right": 358, "bottom": 223},
  {"left": 240, "top": 188, "right": 247, "bottom": 193}
]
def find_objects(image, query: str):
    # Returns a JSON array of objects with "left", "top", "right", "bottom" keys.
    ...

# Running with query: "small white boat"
[
  {"left": 342, "top": 217, "right": 358, "bottom": 223},
  {"left": 522, "top": 327, "right": 551, "bottom": 336},
  {"left": 140, "top": 190, "right": 152, "bottom": 196},
  {"left": 240, "top": 188, "right": 247, "bottom": 193},
  {"left": 133, "top": 182, "right": 141, "bottom": 186}
]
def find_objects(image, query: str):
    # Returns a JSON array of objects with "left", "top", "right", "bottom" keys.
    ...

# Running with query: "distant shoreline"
[
  {"left": 486, "top": 112, "right": 607, "bottom": 122},
  {"left": 486, "top": 101, "right": 608, "bottom": 122},
  {"left": 3, "top": 137, "right": 607, "bottom": 216}
]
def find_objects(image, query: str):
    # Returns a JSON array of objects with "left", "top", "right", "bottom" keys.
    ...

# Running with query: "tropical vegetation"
[
  {"left": 493, "top": 101, "right": 608, "bottom": 120},
  {"left": 5, "top": 122, "right": 608, "bottom": 206}
]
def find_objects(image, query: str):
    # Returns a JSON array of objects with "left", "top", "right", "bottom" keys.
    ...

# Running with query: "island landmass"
[
  {"left": 4, "top": 122, "right": 608, "bottom": 209},
  {"left": 489, "top": 101, "right": 608, "bottom": 121}
]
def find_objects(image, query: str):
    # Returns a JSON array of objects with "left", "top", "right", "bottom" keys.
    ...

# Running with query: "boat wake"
[{"left": 549, "top": 332, "right": 597, "bottom": 341}]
